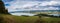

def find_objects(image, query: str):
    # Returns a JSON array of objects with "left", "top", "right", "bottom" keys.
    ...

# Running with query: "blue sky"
[{"left": 2, "top": 0, "right": 60, "bottom": 12}]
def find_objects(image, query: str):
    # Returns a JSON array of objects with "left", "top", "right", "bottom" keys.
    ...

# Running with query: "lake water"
[
  {"left": 10, "top": 13, "right": 36, "bottom": 16},
  {"left": 10, "top": 13, "right": 60, "bottom": 16},
  {"left": 49, "top": 14, "right": 60, "bottom": 16}
]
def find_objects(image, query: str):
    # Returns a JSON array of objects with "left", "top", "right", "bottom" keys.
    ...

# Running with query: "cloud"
[
  {"left": 4, "top": 0, "right": 60, "bottom": 12},
  {"left": 41, "top": 1, "right": 59, "bottom": 6}
]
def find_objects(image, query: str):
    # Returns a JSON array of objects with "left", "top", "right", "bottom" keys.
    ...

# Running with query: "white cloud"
[
  {"left": 5, "top": 0, "right": 59, "bottom": 12},
  {"left": 40, "top": 1, "right": 58, "bottom": 6},
  {"left": 43, "top": 7, "right": 59, "bottom": 10}
]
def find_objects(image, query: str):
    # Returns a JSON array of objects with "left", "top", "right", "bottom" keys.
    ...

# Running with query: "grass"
[
  {"left": 14, "top": 16, "right": 39, "bottom": 23},
  {"left": 0, "top": 14, "right": 39, "bottom": 23},
  {"left": 0, "top": 14, "right": 60, "bottom": 23},
  {"left": 42, "top": 17, "right": 60, "bottom": 21}
]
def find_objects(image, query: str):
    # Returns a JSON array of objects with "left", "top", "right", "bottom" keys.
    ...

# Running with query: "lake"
[
  {"left": 10, "top": 13, "right": 36, "bottom": 16},
  {"left": 49, "top": 14, "right": 60, "bottom": 16},
  {"left": 10, "top": 13, "right": 60, "bottom": 16}
]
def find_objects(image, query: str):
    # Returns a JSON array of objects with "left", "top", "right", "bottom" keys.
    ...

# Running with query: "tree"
[{"left": 0, "top": 0, "right": 10, "bottom": 14}]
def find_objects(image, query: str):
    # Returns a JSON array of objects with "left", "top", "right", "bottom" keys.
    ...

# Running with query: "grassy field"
[{"left": 0, "top": 14, "right": 60, "bottom": 23}]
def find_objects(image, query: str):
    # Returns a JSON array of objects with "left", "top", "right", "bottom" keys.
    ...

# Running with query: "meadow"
[{"left": 0, "top": 14, "right": 60, "bottom": 23}]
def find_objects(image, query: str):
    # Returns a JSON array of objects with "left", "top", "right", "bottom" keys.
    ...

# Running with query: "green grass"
[
  {"left": 1, "top": 14, "right": 39, "bottom": 23},
  {"left": 42, "top": 17, "right": 60, "bottom": 21},
  {"left": 13, "top": 16, "right": 39, "bottom": 23},
  {"left": 0, "top": 14, "right": 60, "bottom": 23}
]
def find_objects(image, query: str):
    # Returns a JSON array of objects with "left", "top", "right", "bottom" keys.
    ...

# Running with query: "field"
[{"left": 0, "top": 14, "right": 60, "bottom": 23}]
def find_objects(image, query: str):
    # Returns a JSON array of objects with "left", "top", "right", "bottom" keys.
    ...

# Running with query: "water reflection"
[{"left": 49, "top": 14, "right": 60, "bottom": 16}]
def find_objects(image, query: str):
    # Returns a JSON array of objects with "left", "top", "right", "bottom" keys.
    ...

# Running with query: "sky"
[{"left": 2, "top": 0, "right": 60, "bottom": 12}]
